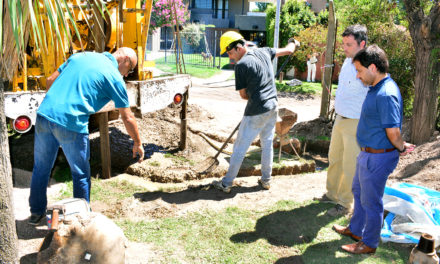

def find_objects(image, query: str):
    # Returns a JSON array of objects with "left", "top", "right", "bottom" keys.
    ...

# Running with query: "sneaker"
[
  {"left": 258, "top": 179, "right": 270, "bottom": 190},
  {"left": 313, "top": 194, "right": 336, "bottom": 204},
  {"left": 327, "top": 204, "right": 349, "bottom": 217},
  {"left": 212, "top": 180, "right": 231, "bottom": 193},
  {"left": 28, "top": 214, "right": 44, "bottom": 226}
]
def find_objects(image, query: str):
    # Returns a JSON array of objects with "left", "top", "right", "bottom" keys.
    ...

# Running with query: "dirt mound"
[
  {"left": 291, "top": 117, "right": 333, "bottom": 154},
  {"left": 389, "top": 134, "right": 440, "bottom": 190},
  {"left": 94, "top": 197, "right": 179, "bottom": 220},
  {"left": 88, "top": 104, "right": 316, "bottom": 183},
  {"left": 88, "top": 105, "right": 220, "bottom": 176}
]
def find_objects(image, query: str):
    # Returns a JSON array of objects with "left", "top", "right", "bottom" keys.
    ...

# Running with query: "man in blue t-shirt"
[
  {"left": 212, "top": 31, "right": 299, "bottom": 193},
  {"left": 332, "top": 45, "right": 415, "bottom": 254},
  {"left": 28, "top": 47, "right": 144, "bottom": 225}
]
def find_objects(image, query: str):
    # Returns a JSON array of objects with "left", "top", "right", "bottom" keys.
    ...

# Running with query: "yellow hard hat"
[{"left": 220, "top": 31, "right": 244, "bottom": 55}]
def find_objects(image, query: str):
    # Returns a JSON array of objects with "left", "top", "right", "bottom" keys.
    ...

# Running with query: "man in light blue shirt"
[
  {"left": 29, "top": 47, "right": 144, "bottom": 225},
  {"left": 315, "top": 25, "right": 369, "bottom": 216}
]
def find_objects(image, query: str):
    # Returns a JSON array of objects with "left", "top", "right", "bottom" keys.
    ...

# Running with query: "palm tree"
[{"left": 0, "top": 1, "right": 103, "bottom": 261}]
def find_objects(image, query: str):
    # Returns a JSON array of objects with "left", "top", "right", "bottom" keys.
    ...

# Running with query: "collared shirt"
[
  {"left": 334, "top": 58, "right": 369, "bottom": 119},
  {"left": 356, "top": 76, "right": 403, "bottom": 149},
  {"left": 37, "top": 52, "right": 129, "bottom": 134}
]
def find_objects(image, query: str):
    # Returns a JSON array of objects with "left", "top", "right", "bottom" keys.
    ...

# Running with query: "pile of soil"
[
  {"left": 291, "top": 116, "right": 440, "bottom": 191},
  {"left": 388, "top": 133, "right": 440, "bottom": 190},
  {"left": 291, "top": 117, "right": 333, "bottom": 154},
  {"left": 89, "top": 104, "right": 316, "bottom": 183}
]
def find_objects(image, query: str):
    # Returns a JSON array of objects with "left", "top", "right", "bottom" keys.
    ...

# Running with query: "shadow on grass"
[
  {"left": 134, "top": 183, "right": 265, "bottom": 204},
  {"left": 229, "top": 201, "right": 411, "bottom": 263},
  {"left": 275, "top": 240, "right": 412, "bottom": 264},
  {"left": 230, "top": 203, "right": 333, "bottom": 247}
]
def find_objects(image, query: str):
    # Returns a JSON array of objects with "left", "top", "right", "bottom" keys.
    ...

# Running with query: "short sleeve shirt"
[
  {"left": 356, "top": 76, "right": 403, "bottom": 149},
  {"left": 235, "top": 47, "right": 278, "bottom": 116},
  {"left": 334, "top": 58, "right": 369, "bottom": 119},
  {"left": 37, "top": 52, "right": 129, "bottom": 134}
]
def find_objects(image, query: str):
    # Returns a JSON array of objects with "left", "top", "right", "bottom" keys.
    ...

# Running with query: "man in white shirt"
[{"left": 315, "top": 25, "right": 369, "bottom": 216}]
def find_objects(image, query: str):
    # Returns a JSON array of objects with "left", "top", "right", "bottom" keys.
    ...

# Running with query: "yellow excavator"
[
  {"left": 12, "top": 0, "right": 154, "bottom": 93},
  {"left": 6, "top": 0, "right": 189, "bottom": 134},
  {"left": 5, "top": 0, "right": 190, "bottom": 179}
]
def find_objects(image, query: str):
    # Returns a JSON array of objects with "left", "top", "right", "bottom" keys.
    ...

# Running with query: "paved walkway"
[{"left": 191, "top": 69, "right": 235, "bottom": 87}]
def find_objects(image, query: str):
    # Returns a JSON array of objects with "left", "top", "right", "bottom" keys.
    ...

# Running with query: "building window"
[
  {"left": 213, "top": 0, "right": 228, "bottom": 19},
  {"left": 194, "top": 0, "right": 212, "bottom": 9}
]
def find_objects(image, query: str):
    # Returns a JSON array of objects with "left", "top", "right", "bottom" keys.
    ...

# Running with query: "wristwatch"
[
  {"left": 397, "top": 146, "right": 406, "bottom": 153},
  {"left": 288, "top": 37, "right": 299, "bottom": 46}
]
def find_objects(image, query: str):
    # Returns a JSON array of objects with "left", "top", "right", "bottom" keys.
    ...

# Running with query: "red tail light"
[
  {"left": 173, "top": 93, "right": 183, "bottom": 106},
  {"left": 13, "top": 116, "right": 31, "bottom": 133}
]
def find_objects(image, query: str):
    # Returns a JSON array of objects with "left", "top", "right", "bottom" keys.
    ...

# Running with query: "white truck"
[{"left": 5, "top": 74, "right": 191, "bottom": 133}]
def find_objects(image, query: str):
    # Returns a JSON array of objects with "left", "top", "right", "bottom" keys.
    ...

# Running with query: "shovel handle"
[
  {"left": 214, "top": 122, "right": 241, "bottom": 159},
  {"left": 51, "top": 209, "right": 60, "bottom": 231},
  {"left": 276, "top": 53, "right": 293, "bottom": 78}
]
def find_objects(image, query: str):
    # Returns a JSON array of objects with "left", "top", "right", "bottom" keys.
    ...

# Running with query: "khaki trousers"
[{"left": 326, "top": 115, "right": 360, "bottom": 209}]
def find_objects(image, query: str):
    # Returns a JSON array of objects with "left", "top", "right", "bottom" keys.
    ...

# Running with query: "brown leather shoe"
[
  {"left": 341, "top": 241, "right": 376, "bottom": 254},
  {"left": 332, "top": 224, "right": 362, "bottom": 241}
]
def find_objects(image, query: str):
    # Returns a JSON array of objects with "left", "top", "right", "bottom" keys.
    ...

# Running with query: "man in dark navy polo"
[{"left": 332, "top": 45, "right": 415, "bottom": 254}]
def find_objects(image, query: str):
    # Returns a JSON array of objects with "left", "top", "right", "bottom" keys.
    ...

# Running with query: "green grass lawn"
[
  {"left": 276, "top": 81, "right": 337, "bottom": 96},
  {"left": 118, "top": 200, "right": 411, "bottom": 263},
  {"left": 155, "top": 54, "right": 231, "bottom": 79},
  {"left": 54, "top": 177, "right": 411, "bottom": 263}
]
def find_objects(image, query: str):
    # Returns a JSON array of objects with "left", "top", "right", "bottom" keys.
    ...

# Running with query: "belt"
[{"left": 361, "top": 147, "right": 396, "bottom": 154}]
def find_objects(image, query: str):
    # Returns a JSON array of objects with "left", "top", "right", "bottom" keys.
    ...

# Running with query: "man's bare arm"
[
  {"left": 239, "top": 88, "right": 248, "bottom": 100},
  {"left": 275, "top": 39, "right": 299, "bottom": 58},
  {"left": 385, "top": 127, "right": 415, "bottom": 156},
  {"left": 46, "top": 70, "right": 60, "bottom": 90},
  {"left": 119, "top": 107, "right": 144, "bottom": 162}
]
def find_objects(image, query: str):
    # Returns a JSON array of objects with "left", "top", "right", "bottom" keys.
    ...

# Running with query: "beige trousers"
[{"left": 326, "top": 115, "right": 360, "bottom": 209}]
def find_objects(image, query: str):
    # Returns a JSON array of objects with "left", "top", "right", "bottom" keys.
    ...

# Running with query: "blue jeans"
[
  {"left": 29, "top": 115, "right": 91, "bottom": 215},
  {"left": 348, "top": 150, "right": 399, "bottom": 248},
  {"left": 222, "top": 109, "right": 277, "bottom": 187}
]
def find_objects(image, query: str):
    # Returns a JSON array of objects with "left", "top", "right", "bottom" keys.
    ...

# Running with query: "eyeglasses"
[
  {"left": 127, "top": 58, "right": 135, "bottom": 75},
  {"left": 226, "top": 41, "right": 239, "bottom": 52}
]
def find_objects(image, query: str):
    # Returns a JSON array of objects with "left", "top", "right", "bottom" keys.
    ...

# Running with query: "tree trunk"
[
  {"left": 320, "top": 0, "right": 337, "bottom": 118},
  {"left": 411, "top": 43, "right": 440, "bottom": 144},
  {"left": 403, "top": 0, "right": 440, "bottom": 145},
  {"left": 0, "top": 81, "right": 18, "bottom": 262}
]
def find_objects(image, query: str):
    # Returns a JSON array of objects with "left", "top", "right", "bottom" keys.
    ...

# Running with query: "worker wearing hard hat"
[{"left": 212, "top": 31, "right": 299, "bottom": 193}]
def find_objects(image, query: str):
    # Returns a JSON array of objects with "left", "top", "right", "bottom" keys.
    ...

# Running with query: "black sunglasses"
[{"left": 226, "top": 40, "right": 241, "bottom": 52}]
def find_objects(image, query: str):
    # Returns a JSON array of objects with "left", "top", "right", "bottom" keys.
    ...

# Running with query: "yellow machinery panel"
[{"left": 11, "top": 0, "right": 154, "bottom": 92}]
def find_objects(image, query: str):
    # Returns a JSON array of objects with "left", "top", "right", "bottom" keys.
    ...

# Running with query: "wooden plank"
[
  {"left": 97, "top": 112, "right": 111, "bottom": 179},
  {"left": 179, "top": 91, "right": 188, "bottom": 150},
  {"left": 93, "top": 0, "right": 110, "bottom": 178},
  {"left": 320, "top": 0, "right": 337, "bottom": 118}
]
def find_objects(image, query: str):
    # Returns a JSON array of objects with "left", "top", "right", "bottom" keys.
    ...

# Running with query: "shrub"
[
  {"left": 266, "top": 0, "right": 317, "bottom": 48},
  {"left": 181, "top": 23, "right": 203, "bottom": 48},
  {"left": 265, "top": 0, "right": 328, "bottom": 71},
  {"left": 368, "top": 22, "right": 415, "bottom": 116},
  {"left": 149, "top": 0, "right": 189, "bottom": 31},
  {"left": 334, "top": 0, "right": 401, "bottom": 28},
  {"left": 291, "top": 24, "right": 344, "bottom": 73}
]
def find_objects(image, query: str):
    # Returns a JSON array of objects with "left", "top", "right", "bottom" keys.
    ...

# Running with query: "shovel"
[
  {"left": 39, "top": 207, "right": 62, "bottom": 252},
  {"left": 196, "top": 121, "right": 241, "bottom": 174}
]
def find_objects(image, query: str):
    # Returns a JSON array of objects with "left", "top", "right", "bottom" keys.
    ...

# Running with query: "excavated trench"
[{"left": 90, "top": 105, "right": 318, "bottom": 183}]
